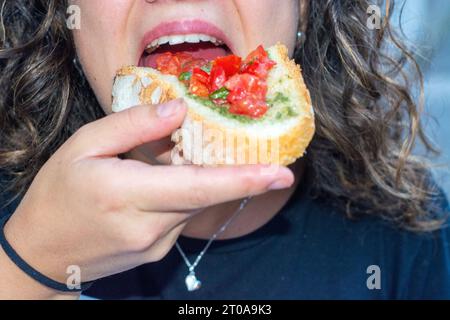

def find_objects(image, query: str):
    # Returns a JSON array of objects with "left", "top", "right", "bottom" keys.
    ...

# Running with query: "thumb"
[{"left": 72, "top": 99, "right": 186, "bottom": 158}]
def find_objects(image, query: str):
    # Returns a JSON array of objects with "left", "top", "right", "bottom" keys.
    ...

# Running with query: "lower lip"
[{"left": 140, "top": 19, "right": 233, "bottom": 55}]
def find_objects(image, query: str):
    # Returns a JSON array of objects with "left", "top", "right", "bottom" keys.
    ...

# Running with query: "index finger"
[
  {"left": 70, "top": 99, "right": 186, "bottom": 158},
  {"left": 121, "top": 162, "right": 294, "bottom": 211}
]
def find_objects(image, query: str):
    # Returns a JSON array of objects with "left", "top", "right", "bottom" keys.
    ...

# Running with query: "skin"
[{"left": 0, "top": 0, "right": 308, "bottom": 299}]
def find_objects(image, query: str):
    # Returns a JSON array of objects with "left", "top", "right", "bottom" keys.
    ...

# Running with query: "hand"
[{"left": 3, "top": 99, "right": 294, "bottom": 292}]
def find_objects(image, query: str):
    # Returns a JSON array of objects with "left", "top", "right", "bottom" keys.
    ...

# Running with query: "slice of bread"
[{"left": 112, "top": 43, "right": 315, "bottom": 166}]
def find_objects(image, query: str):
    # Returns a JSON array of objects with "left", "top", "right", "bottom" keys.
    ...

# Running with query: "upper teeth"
[{"left": 145, "top": 34, "right": 224, "bottom": 53}]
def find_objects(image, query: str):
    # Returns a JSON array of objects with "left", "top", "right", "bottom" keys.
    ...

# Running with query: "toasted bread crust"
[
  {"left": 171, "top": 108, "right": 315, "bottom": 166},
  {"left": 113, "top": 44, "right": 315, "bottom": 166}
]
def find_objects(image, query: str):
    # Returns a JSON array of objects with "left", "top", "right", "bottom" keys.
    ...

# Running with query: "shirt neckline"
[{"left": 177, "top": 182, "right": 310, "bottom": 254}]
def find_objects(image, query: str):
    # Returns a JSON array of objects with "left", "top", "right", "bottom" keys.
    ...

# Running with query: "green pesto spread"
[{"left": 187, "top": 91, "right": 298, "bottom": 124}]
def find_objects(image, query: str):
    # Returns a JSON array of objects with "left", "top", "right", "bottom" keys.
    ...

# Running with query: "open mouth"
[{"left": 139, "top": 34, "right": 232, "bottom": 68}]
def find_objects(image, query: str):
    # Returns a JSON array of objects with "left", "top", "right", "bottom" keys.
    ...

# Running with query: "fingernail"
[
  {"left": 157, "top": 99, "right": 183, "bottom": 118},
  {"left": 268, "top": 179, "right": 292, "bottom": 191}
]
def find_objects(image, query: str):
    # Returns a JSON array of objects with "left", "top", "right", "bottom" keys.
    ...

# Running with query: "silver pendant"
[{"left": 185, "top": 272, "right": 202, "bottom": 291}]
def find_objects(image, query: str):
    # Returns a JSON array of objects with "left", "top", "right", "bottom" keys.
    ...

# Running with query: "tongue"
[{"left": 142, "top": 42, "right": 229, "bottom": 69}]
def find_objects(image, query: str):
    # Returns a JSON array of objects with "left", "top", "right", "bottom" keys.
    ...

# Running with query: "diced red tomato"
[
  {"left": 209, "top": 55, "right": 241, "bottom": 92},
  {"left": 225, "top": 74, "right": 268, "bottom": 118},
  {"left": 181, "top": 58, "right": 208, "bottom": 74},
  {"left": 225, "top": 74, "right": 267, "bottom": 100},
  {"left": 192, "top": 68, "right": 209, "bottom": 84},
  {"left": 189, "top": 78, "right": 209, "bottom": 97},
  {"left": 156, "top": 52, "right": 180, "bottom": 76},
  {"left": 212, "top": 55, "right": 242, "bottom": 77},
  {"left": 229, "top": 97, "right": 268, "bottom": 118},
  {"left": 241, "top": 45, "right": 276, "bottom": 79},
  {"left": 155, "top": 45, "right": 276, "bottom": 118},
  {"left": 189, "top": 68, "right": 210, "bottom": 97},
  {"left": 156, "top": 52, "right": 199, "bottom": 75},
  {"left": 241, "top": 58, "right": 276, "bottom": 79},
  {"left": 209, "top": 65, "right": 227, "bottom": 92},
  {"left": 243, "top": 45, "right": 268, "bottom": 65}
]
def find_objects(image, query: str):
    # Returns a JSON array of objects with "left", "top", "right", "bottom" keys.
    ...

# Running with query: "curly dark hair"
[{"left": 0, "top": 0, "right": 446, "bottom": 231}]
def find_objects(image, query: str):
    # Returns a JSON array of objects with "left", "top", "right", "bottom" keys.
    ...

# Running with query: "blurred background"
[{"left": 398, "top": 0, "right": 450, "bottom": 196}]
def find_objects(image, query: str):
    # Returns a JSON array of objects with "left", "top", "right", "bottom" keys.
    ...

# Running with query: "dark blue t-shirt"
[
  {"left": 86, "top": 183, "right": 450, "bottom": 300},
  {"left": 1, "top": 179, "right": 450, "bottom": 299}
]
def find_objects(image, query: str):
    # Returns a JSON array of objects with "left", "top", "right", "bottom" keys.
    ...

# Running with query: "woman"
[{"left": 0, "top": 0, "right": 449, "bottom": 300}]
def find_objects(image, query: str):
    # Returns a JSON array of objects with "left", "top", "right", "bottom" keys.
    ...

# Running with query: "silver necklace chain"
[{"left": 175, "top": 197, "right": 251, "bottom": 291}]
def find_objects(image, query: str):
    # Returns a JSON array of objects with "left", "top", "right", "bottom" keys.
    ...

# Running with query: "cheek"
[
  {"left": 72, "top": 0, "right": 135, "bottom": 114},
  {"left": 235, "top": 0, "right": 298, "bottom": 55}
]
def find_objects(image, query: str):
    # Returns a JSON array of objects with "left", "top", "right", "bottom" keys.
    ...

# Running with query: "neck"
[{"left": 182, "top": 162, "right": 304, "bottom": 240}]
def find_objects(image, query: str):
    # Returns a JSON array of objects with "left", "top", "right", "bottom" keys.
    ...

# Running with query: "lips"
[{"left": 139, "top": 20, "right": 233, "bottom": 68}]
